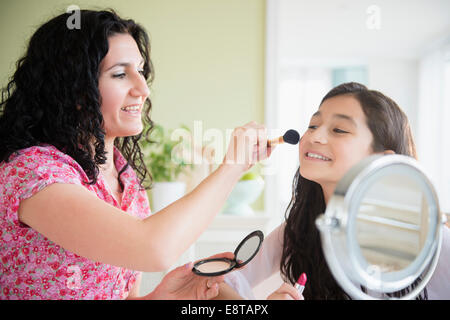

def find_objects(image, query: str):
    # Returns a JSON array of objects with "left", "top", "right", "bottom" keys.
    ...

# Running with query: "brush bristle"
[{"left": 283, "top": 129, "right": 300, "bottom": 144}]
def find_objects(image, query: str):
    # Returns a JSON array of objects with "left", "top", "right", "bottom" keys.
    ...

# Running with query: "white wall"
[{"left": 367, "top": 59, "right": 419, "bottom": 137}]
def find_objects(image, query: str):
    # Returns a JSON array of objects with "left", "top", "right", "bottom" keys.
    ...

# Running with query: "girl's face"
[
  {"left": 299, "top": 95, "right": 375, "bottom": 187},
  {"left": 98, "top": 33, "right": 150, "bottom": 140}
]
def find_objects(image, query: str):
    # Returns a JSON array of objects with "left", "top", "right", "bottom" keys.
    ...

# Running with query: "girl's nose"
[{"left": 310, "top": 127, "right": 328, "bottom": 144}]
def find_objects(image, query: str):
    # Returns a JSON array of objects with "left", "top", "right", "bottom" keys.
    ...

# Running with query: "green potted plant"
[{"left": 141, "top": 124, "right": 193, "bottom": 213}]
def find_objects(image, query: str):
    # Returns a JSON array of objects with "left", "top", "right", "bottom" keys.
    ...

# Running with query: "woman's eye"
[
  {"left": 138, "top": 70, "right": 145, "bottom": 76},
  {"left": 333, "top": 128, "right": 348, "bottom": 134},
  {"left": 308, "top": 125, "right": 317, "bottom": 130},
  {"left": 113, "top": 73, "right": 126, "bottom": 79}
]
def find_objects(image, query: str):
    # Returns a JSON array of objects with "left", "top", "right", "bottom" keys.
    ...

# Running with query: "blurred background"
[
  {"left": 1, "top": 0, "right": 449, "bottom": 297},
  {"left": 266, "top": 0, "right": 450, "bottom": 226}
]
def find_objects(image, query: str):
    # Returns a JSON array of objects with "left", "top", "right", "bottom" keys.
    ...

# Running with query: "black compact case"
[{"left": 192, "top": 230, "right": 264, "bottom": 276}]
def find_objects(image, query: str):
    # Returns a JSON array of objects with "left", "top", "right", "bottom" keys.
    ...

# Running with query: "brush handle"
[{"left": 267, "top": 136, "right": 284, "bottom": 147}]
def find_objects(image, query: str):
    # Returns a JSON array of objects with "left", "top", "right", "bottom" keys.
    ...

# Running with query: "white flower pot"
[
  {"left": 222, "top": 178, "right": 265, "bottom": 215},
  {"left": 151, "top": 181, "right": 186, "bottom": 213}
]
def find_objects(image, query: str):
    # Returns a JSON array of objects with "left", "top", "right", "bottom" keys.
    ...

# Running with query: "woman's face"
[
  {"left": 98, "top": 33, "right": 150, "bottom": 140},
  {"left": 299, "top": 95, "right": 375, "bottom": 186}
]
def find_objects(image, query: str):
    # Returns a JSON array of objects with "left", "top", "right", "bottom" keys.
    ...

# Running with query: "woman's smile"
[{"left": 121, "top": 104, "right": 142, "bottom": 116}]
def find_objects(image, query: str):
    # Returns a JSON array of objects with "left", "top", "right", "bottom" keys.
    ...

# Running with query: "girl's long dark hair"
[
  {"left": 0, "top": 9, "right": 154, "bottom": 189},
  {"left": 280, "top": 82, "right": 425, "bottom": 299}
]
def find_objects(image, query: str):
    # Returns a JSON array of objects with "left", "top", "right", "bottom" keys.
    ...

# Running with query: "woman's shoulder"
[
  {"left": 8, "top": 144, "right": 66, "bottom": 158},
  {"left": 0, "top": 144, "right": 87, "bottom": 185},
  {"left": 3, "top": 144, "right": 78, "bottom": 167}
]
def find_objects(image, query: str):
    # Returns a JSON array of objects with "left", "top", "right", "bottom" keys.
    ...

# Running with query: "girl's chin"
[
  {"left": 299, "top": 168, "right": 318, "bottom": 182},
  {"left": 299, "top": 169, "right": 334, "bottom": 185}
]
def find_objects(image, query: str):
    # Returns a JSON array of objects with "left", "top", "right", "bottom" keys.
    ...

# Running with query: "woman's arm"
[
  {"left": 18, "top": 122, "right": 270, "bottom": 272},
  {"left": 18, "top": 163, "right": 240, "bottom": 272}
]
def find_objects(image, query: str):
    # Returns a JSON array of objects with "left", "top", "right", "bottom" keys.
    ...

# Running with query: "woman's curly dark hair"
[
  {"left": 0, "top": 9, "right": 154, "bottom": 189},
  {"left": 280, "top": 82, "right": 426, "bottom": 299}
]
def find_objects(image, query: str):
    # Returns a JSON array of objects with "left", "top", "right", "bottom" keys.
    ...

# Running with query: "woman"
[
  {"left": 0, "top": 9, "right": 271, "bottom": 299},
  {"left": 219, "top": 82, "right": 450, "bottom": 300}
]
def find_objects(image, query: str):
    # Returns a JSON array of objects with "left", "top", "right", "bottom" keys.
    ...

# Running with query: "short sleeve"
[
  {"left": 426, "top": 226, "right": 450, "bottom": 299},
  {"left": 0, "top": 145, "right": 86, "bottom": 224},
  {"left": 224, "top": 270, "right": 256, "bottom": 300}
]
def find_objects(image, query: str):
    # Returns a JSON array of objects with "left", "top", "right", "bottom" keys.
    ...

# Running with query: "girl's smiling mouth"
[{"left": 305, "top": 152, "right": 332, "bottom": 161}]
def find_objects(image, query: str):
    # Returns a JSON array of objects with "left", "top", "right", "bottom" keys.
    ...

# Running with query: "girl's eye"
[
  {"left": 138, "top": 70, "right": 145, "bottom": 76},
  {"left": 308, "top": 125, "right": 317, "bottom": 130},
  {"left": 333, "top": 128, "right": 348, "bottom": 134},
  {"left": 113, "top": 73, "right": 126, "bottom": 79}
]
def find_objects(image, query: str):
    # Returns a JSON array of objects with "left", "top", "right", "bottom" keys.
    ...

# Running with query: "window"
[{"left": 417, "top": 44, "right": 450, "bottom": 213}]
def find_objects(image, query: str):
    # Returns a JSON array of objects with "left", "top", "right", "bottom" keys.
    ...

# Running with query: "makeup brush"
[{"left": 267, "top": 129, "right": 300, "bottom": 147}]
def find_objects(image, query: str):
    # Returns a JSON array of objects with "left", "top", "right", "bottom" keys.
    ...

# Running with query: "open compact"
[{"left": 192, "top": 230, "right": 264, "bottom": 276}]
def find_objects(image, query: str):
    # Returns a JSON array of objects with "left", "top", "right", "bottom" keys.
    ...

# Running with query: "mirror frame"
[
  {"left": 316, "top": 155, "right": 445, "bottom": 299},
  {"left": 234, "top": 230, "right": 264, "bottom": 268}
]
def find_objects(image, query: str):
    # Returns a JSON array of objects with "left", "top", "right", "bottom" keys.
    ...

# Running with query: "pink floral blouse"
[{"left": 0, "top": 144, "right": 152, "bottom": 300}]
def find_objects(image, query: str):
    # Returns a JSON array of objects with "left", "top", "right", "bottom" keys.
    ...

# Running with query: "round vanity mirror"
[
  {"left": 316, "top": 155, "right": 446, "bottom": 299},
  {"left": 192, "top": 230, "right": 264, "bottom": 277}
]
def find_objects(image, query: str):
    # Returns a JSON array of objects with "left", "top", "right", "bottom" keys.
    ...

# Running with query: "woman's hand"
[
  {"left": 266, "top": 283, "right": 303, "bottom": 300},
  {"left": 144, "top": 252, "right": 235, "bottom": 300},
  {"left": 222, "top": 121, "right": 272, "bottom": 174}
]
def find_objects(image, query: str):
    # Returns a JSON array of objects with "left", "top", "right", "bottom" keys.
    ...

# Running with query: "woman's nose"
[{"left": 130, "top": 74, "right": 150, "bottom": 98}]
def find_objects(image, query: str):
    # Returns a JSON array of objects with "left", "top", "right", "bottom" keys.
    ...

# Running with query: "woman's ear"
[{"left": 383, "top": 149, "right": 395, "bottom": 155}]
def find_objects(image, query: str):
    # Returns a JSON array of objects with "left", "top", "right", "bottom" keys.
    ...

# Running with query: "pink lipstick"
[{"left": 294, "top": 273, "right": 307, "bottom": 295}]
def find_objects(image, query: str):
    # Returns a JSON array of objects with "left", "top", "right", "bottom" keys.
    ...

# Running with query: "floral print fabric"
[{"left": 0, "top": 144, "right": 151, "bottom": 299}]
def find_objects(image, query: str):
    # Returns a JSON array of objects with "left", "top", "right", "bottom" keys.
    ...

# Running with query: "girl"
[
  {"left": 219, "top": 82, "right": 450, "bottom": 300},
  {"left": 0, "top": 9, "right": 270, "bottom": 299}
]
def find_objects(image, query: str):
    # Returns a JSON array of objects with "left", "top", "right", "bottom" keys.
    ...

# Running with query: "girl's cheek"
[
  {"left": 298, "top": 132, "right": 307, "bottom": 148},
  {"left": 298, "top": 140, "right": 305, "bottom": 159}
]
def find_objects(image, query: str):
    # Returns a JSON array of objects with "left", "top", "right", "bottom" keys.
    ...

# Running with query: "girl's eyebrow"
[
  {"left": 311, "top": 111, "right": 357, "bottom": 127},
  {"left": 333, "top": 113, "right": 357, "bottom": 127}
]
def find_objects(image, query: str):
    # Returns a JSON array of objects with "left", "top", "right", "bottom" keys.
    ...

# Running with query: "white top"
[{"left": 225, "top": 223, "right": 450, "bottom": 300}]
